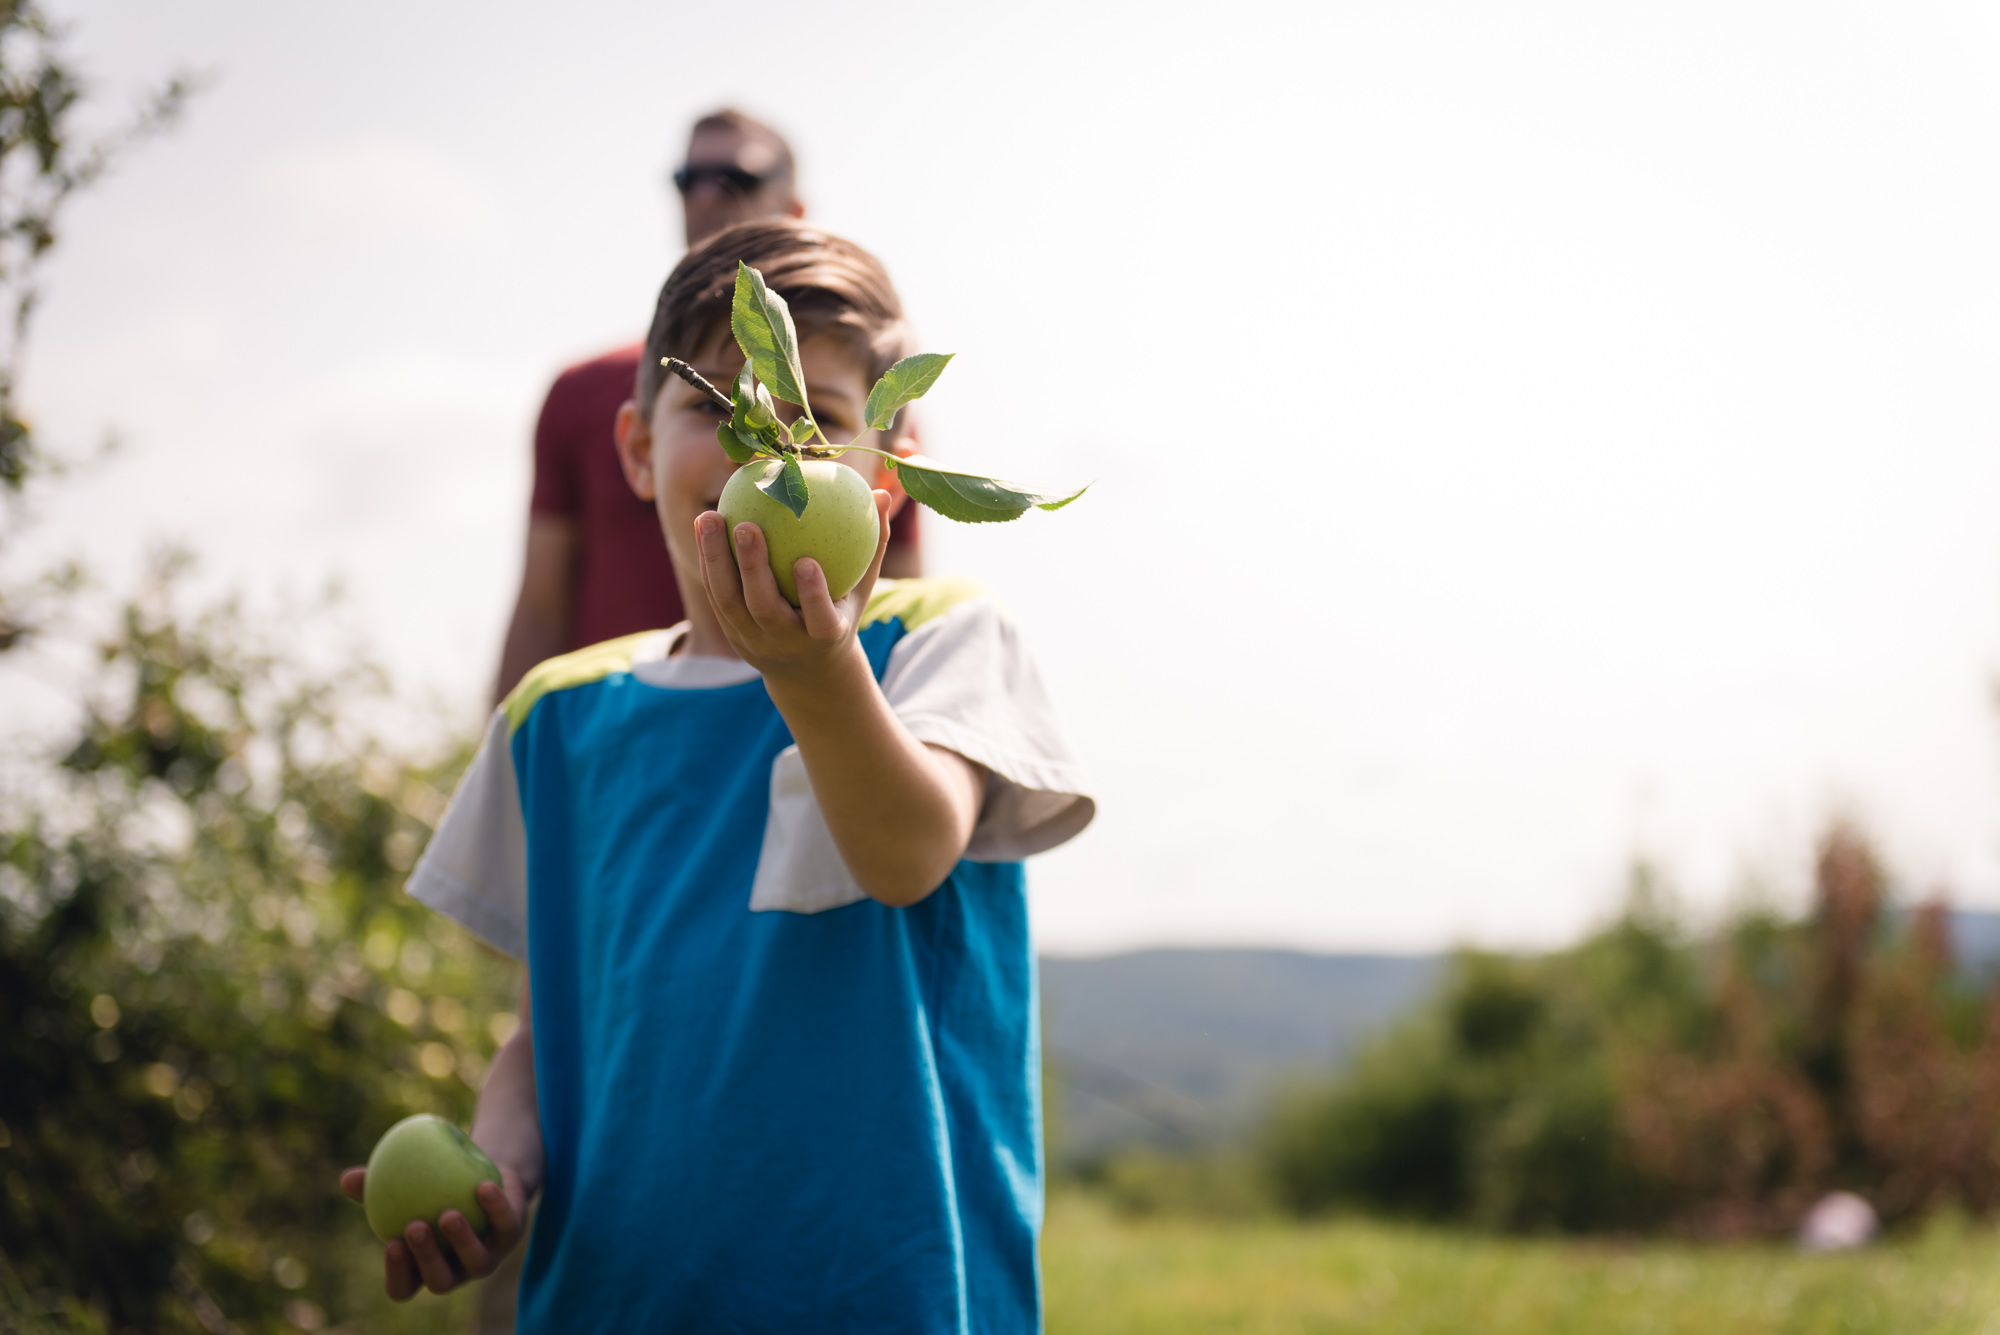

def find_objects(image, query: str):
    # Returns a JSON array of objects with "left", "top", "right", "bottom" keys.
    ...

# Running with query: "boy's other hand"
[
  {"left": 696, "top": 488, "right": 893, "bottom": 680},
  {"left": 339, "top": 1163, "right": 528, "bottom": 1302}
]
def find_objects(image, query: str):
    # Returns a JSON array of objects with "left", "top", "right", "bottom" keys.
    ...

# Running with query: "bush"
[
  {"left": 1263, "top": 842, "right": 2000, "bottom": 1239},
  {"left": 0, "top": 564, "right": 510, "bottom": 1333},
  {"left": 1263, "top": 940, "right": 1665, "bottom": 1231}
]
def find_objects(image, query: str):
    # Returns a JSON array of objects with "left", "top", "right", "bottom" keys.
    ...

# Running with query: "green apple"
[
  {"left": 718, "top": 458, "right": 880, "bottom": 606},
  {"left": 362, "top": 1114, "right": 502, "bottom": 1244}
]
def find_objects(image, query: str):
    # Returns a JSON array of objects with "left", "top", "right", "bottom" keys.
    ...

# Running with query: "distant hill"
[
  {"left": 1039, "top": 912, "right": 2000, "bottom": 1164},
  {"left": 1038, "top": 949, "right": 1442, "bottom": 1163}
]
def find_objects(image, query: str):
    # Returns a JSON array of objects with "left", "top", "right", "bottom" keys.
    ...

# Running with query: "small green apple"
[
  {"left": 362, "top": 1114, "right": 502, "bottom": 1244},
  {"left": 719, "top": 458, "right": 880, "bottom": 606}
]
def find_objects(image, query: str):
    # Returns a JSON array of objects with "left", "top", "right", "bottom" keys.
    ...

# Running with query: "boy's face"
[{"left": 615, "top": 330, "right": 907, "bottom": 640}]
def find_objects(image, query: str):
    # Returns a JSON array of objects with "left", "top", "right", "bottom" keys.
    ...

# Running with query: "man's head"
[
  {"left": 619, "top": 220, "right": 916, "bottom": 624},
  {"left": 674, "top": 109, "right": 804, "bottom": 248}
]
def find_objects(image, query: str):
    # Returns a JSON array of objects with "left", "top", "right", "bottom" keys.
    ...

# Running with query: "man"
[{"left": 492, "top": 109, "right": 922, "bottom": 704}]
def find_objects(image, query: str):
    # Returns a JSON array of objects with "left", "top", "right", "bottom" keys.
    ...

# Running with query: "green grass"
[
  {"left": 266, "top": 1192, "right": 2000, "bottom": 1332},
  {"left": 1041, "top": 1192, "right": 2000, "bottom": 1335}
]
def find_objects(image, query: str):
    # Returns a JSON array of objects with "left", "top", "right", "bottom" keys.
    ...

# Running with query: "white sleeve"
[
  {"left": 746, "top": 594, "right": 1094, "bottom": 915},
  {"left": 880, "top": 596, "right": 1095, "bottom": 862},
  {"left": 405, "top": 710, "right": 528, "bottom": 958}
]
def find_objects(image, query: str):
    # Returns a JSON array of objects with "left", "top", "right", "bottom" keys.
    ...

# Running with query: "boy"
[{"left": 341, "top": 220, "right": 1094, "bottom": 1331}]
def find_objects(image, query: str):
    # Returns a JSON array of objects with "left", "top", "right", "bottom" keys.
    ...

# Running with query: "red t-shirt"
[{"left": 530, "top": 344, "right": 920, "bottom": 652}]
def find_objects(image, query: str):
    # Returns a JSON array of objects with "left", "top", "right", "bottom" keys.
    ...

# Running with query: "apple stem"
[{"left": 661, "top": 358, "right": 735, "bottom": 414}]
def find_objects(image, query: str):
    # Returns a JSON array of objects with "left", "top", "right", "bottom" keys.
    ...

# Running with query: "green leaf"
[
  {"left": 757, "top": 455, "right": 810, "bottom": 519},
  {"left": 789, "top": 417, "right": 817, "bottom": 446},
  {"left": 730, "top": 360, "right": 756, "bottom": 425},
  {"left": 865, "top": 353, "right": 954, "bottom": 432},
  {"left": 889, "top": 454, "right": 1088, "bottom": 524},
  {"left": 750, "top": 382, "right": 779, "bottom": 429},
  {"left": 729, "top": 361, "right": 762, "bottom": 436},
  {"left": 731, "top": 262, "right": 810, "bottom": 412},
  {"left": 715, "top": 423, "right": 759, "bottom": 463},
  {"left": 726, "top": 367, "right": 785, "bottom": 455}
]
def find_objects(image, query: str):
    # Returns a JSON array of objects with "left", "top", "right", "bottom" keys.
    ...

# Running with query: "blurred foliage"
[
  {"left": 0, "top": 0, "right": 195, "bottom": 498},
  {"left": 1075, "top": 1150, "right": 1269, "bottom": 1222},
  {"left": 1264, "top": 834, "right": 2000, "bottom": 1238},
  {"left": 1261, "top": 875, "right": 1679, "bottom": 1233},
  {"left": 0, "top": 11, "right": 512, "bottom": 1330},
  {"left": 1, "top": 557, "right": 510, "bottom": 1333}
]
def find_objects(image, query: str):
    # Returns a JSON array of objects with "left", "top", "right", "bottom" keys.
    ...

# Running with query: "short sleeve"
[
  {"left": 406, "top": 711, "right": 529, "bottom": 958},
  {"left": 528, "top": 369, "right": 583, "bottom": 518},
  {"left": 880, "top": 597, "right": 1095, "bottom": 862}
]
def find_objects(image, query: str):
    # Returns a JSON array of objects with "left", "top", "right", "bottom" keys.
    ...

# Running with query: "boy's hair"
[
  {"left": 689, "top": 107, "right": 795, "bottom": 187},
  {"left": 637, "top": 220, "right": 913, "bottom": 438}
]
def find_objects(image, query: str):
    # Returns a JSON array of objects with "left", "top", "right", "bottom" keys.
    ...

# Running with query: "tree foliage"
[
  {"left": 0, "top": 11, "right": 513, "bottom": 1331},
  {"left": 2, "top": 560, "right": 511, "bottom": 1333},
  {"left": 1263, "top": 832, "right": 2000, "bottom": 1238},
  {"left": 1262, "top": 870, "right": 1686, "bottom": 1233},
  {"left": 0, "top": 0, "right": 195, "bottom": 496}
]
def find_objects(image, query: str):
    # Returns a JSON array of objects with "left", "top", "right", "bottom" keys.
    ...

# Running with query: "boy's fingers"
[
  {"left": 404, "top": 1221, "right": 462, "bottom": 1295},
  {"left": 872, "top": 490, "right": 893, "bottom": 561},
  {"left": 339, "top": 1167, "right": 366, "bottom": 1203},
  {"left": 476, "top": 1178, "right": 519, "bottom": 1246},
  {"left": 794, "top": 559, "right": 842, "bottom": 639},
  {"left": 383, "top": 1239, "right": 420, "bottom": 1303},
  {"left": 843, "top": 491, "right": 895, "bottom": 616},
  {"left": 696, "top": 512, "right": 749, "bottom": 624},
  {"left": 438, "top": 1209, "right": 492, "bottom": 1276},
  {"left": 731, "top": 523, "right": 798, "bottom": 630}
]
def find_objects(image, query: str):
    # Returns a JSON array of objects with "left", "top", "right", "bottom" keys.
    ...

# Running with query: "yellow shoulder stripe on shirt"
[
  {"left": 502, "top": 630, "right": 661, "bottom": 735},
  {"left": 501, "top": 582, "right": 981, "bottom": 735},
  {"left": 861, "top": 576, "right": 988, "bottom": 633}
]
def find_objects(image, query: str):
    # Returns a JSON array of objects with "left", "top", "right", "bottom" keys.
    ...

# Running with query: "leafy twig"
[{"left": 687, "top": 261, "right": 1087, "bottom": 523}]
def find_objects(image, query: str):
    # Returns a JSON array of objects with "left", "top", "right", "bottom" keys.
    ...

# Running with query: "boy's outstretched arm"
[
  {"left": 340, "top": 972, "right": 544, "bottom": 1300},
  {"left": 696, "top": 496, "right": 984, "bottom": 907}
]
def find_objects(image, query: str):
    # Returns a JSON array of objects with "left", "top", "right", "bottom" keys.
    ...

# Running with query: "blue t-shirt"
[{"left": 409, "top": 578, "right": 1094, "bottom": 1332}]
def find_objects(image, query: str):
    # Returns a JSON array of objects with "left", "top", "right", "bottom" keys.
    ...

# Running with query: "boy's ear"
[{"left": 613, "top": 399, "right": 656, "bottom": 501}]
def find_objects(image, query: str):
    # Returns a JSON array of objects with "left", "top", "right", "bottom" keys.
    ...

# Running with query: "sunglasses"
[{"left": 671, "top": 163, "right": 769, "bottom": 196}]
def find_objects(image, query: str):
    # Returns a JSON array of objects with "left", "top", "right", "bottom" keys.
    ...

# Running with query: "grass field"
[
  {"left": 307, "top": 1190, "right": 2000, "bottom": 1332},
  {"left": 1040, "top": 1192, "right": 2000, "bottom": 1335}
]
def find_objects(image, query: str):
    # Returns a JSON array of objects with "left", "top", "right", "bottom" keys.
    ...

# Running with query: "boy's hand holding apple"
[
  {"left": 339, "top": 1115, "right": 529, "bottom": 1301},
  {"left": 694, "top": 485, "right": 893, "bottom": 685}
]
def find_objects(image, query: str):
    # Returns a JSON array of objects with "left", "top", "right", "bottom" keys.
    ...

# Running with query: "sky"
[{"left": 6, "top": 0, "right": 1999, "bottom": 954}]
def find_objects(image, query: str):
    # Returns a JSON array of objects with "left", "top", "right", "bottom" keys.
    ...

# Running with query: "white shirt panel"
[{"left": 405, "top": 710, "right": 529, "bottom": 959}]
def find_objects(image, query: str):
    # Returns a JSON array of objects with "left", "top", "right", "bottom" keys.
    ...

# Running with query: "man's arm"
[
  {"left": 696, "top": 499, "right": 982, "bottom": 907},
  {"left": 494, "top": 515, "right": 577, "bottom": 705},
  {"left": 339, "top": 971, "right": 543, "bottom": 1301}
]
